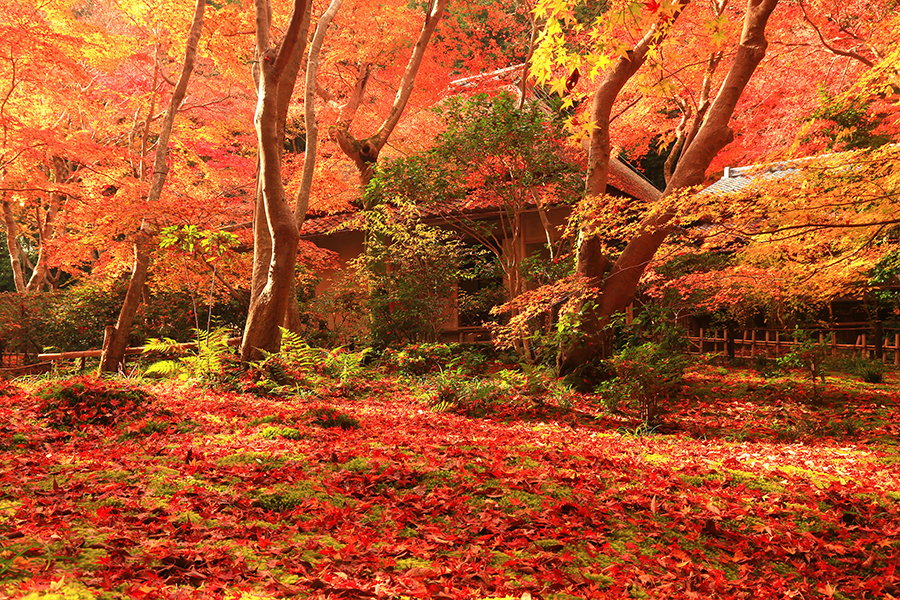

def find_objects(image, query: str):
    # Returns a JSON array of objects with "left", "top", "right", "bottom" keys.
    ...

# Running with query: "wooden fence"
[
  {"left": 687, "top": 322, "right": 900, "bottom": 364},
  {"left": 0, "top": 336, "right": 242, "bottom": 375}
]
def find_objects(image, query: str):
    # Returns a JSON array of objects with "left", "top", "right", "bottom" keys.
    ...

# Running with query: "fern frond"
[
  {"left": 143, "top": 337, "right": 183, "bottom": 355},
  {"left": 145, "top": 360, "right": 180, "bottom": 376}
]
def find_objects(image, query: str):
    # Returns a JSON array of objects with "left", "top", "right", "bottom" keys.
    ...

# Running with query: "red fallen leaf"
[
  {"left": 405, "top": 566, "right": 435, "bottom": 578},
  {"left": 732, "top": 548, "right": 750, "bottom": 563}
]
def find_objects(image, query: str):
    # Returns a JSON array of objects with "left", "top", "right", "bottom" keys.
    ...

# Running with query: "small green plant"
[
  {"left": 776, "top": 329, "right": 828, "bottom": 384},
  {"left": 36, "top": 376, "right": 150, "bottom": 428},
  {"left": 427, "top": 365, "right": 567, "bottom": 418},
  {"left": 851, "top": 357, "right": 887, "bottom": 383},
  {"left": 599, "top": 342, "right": 689, "bottom": 423},
  {"left": 309, "top": 407, "right": 360, "bottom": 430},
  {"left": 239, "top": 329, "right": 324, "bottom": 396},
  {"left": 144, "top": 328, "right": 235, "bottom": 383}
]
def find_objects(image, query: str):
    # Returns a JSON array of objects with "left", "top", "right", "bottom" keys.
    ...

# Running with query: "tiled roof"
[{"left": 701, "top": 162, "right": 802, "bottom": 196}]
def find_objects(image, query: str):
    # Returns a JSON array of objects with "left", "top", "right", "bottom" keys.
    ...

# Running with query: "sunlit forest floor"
[{"left": 2, "top": 354, "right": 899, "bottom": 599}]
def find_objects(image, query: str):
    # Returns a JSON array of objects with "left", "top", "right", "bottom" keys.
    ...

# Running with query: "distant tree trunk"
[
  {"left": 557, "top": 0, "right": 780, "bottom": 375},
  {"left": 2, "top": 198, "right": 25, "bottom": 293},
  {"left": 283, "top": 0, "right": 343, "bottom": 335},
  {"left": 240, "top": 0, "right": 311, "bottom": 361},
  {"left": 328, "top": 0, "right": 447, "bottom": 193},
  {"left": 98, "top": 0, "right": 205, "bottom": 373},
  {"left": 25, "top": 156, "right": 68, "bottom": 293}
]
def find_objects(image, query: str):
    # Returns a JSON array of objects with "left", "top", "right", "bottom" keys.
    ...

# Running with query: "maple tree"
[
  {"left": 238, "top": 0, "right": 311, "bottom": 362},
  {"left": 371, "top": 92, "right": 584, "bottom": 355},
  {"left": 525, "top": 0, "right": 853, "bottom": 375},
  {"left": 318, "top": 0, "right": 447, "bottom": 191},
  {"left": 99, "top": 0, "right": 206, "bottom": 373}
]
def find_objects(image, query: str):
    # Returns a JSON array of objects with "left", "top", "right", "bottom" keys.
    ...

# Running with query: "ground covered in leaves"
[{"left": 2, "top": 360, "right": 900, "bottom": 599}]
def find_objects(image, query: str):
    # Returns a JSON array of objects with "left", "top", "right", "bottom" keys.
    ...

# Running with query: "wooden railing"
[
  {"left": 0, "top": 336, "right": 243, "bottom": 374},
  {"left": 687, "top": 322, "right": 900, "bottom": 364}
]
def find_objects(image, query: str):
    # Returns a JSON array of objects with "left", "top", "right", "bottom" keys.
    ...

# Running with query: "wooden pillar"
[
  {"left": 875, "top": 321, "right": 884, "bottom": 361},
  {"left": 751, "top": 330, "right": 757, "bottom": 357},
  {"left": 726, "top": 326, "right": 735, "bottom": 359},
  {"left": 895, "top": 333, "right": 899, "bottom": 366}
]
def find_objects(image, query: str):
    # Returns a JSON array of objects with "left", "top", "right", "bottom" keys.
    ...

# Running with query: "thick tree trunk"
[
  {"left": 557, "top": 0, "right": 780, "bottom": 375},
  {"left": 557, "top": 6, "right": 687, "bottom": 375},
  {"left": 283, "top": 0, "right": 342, "bottom": 335},
  {"left": 99, "top": 0, "right": 205, "bottom": 373},
  {"left": 240, "top": 0, "right": 311, "bottom": 361}
]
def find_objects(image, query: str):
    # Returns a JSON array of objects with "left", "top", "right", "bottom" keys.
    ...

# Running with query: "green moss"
[
  {"left": 173, "top": 510, "right": 220, "bottom": 528},
  {"left": 339, "top": 457, "right": 370, "bottom": 472},
  {"left": 500, "top": 490, "right": 544, "bottom": 512},
  {"left": 217, "top": 452, "right": 304, "bottom": 470},
  {"left": 643, "top": 454, "right": 668, "bottom": 464},
  {"left": 777, "top": 465, "right": 839, "bottom": 488},
  {"left": 252, "top": 481, "right": 354, "bottom": 511},
  {"left": 422, "top": 469, "right": 456, "bottom": 489},
  {"left": 19, "top": 581, "right": 98, "bottom": 599},
  {"left": 289, "top": 533, "right": 346, "bottom": 564},
  {"left": 309, "top": 407, "right": 360, "bottom": 430},
  {"left": 258, "top": 426, "right": 305, "bottom": 440},
  {"left": 395, "top": 557, "right": 433, "bottom": 570},
  {"left": 723, "top": 469, "right": 786, "bottom": 494},
  {"left": 0, "top": 499, "right": 21, "bottom": 525},
  {"left": 249, "top": 415, "right": 281, "bottom": 427},
  {"left": 583, "top": 571, "right": 615, "bottom": 587}
]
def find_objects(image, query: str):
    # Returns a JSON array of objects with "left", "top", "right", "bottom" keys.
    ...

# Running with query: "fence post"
[
  {"left": 895, "top": 333, "right": 899, "bottom": 366},
  {"left": 726, "top": 327, "right": 735, "bottom": 359},
  {"left": 751, "top": 330, "right": 757, "bottom": 357},
  {"left": 875, "top": 321, "right": 884, "bottom": 361}
]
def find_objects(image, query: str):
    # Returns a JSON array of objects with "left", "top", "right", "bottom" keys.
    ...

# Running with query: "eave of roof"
[{"left": 300, "top": 160, "right": 662, "bottom": 238}]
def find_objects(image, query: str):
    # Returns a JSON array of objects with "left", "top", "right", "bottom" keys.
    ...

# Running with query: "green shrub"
[
  {"left": 36, "top": 376, "right": 150, "bottom": 428},
  {"left": 427, "top": 365, "right": 569, "bottom": 418},
  {"left": 599, "top": 342, "right": 689, "bottom": 423},
  {"left": 852, "top": 357, "right": 887, "bottom": 383},
  {"left": 380, "top": 342, "right": 491, "bottom": 376},
  {"left": 776, "top": 330, "right": 828, "bottom": 383}
]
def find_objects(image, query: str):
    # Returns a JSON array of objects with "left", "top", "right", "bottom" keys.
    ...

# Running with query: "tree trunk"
[
  {"left": 99, "top": 0, "right": 205, "bottom": 373},
  {"left": 283, "top": 0, "right": 343, "bottom": 335},
  {"left": 558, "top": 0, "right": 780, "bottom": 375},
  {"left": 328, "top": 0, "right": 447, "bottom": 192},
  {"left": 557, "top": 5, "right": 687, "bottom": 375},
  {"left": 2, "top": 198, "right": 25, "bottom": 293},
  {"left": 240, "top": 0, "right": 311, "bottom": 361},
  {"left": 25, "top": 156, "right": 68, "bottom": 294}
]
